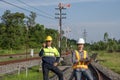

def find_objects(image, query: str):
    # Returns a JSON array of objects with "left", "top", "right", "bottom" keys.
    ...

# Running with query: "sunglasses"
[{"left": 46, "top": 41, "right": 51, "bottom": 42}]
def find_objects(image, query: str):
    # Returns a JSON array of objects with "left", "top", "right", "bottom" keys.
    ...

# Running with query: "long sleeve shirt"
[{"left": 39, "top": 47, "right": 60, "bottom": 65}]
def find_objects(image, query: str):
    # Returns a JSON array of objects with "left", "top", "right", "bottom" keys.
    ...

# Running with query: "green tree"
[
  {"left": 26, "top": 12, "right": 36, "bottom": 29},
  {"left": 28, "top": 24, "right": 45, "bottom": 48},
  {"left": 0, "top": 10, "right": 79, "bottom": 52},
  {"left": 107, "top": 38, "right": 118, "bottom": 52},
  {"left": 0, "top": 10, "right": 25, "bottom": 49}
]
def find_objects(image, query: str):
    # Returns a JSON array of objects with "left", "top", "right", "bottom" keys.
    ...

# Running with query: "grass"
[
  {"left": 0, "top": 48, "right": 40, "bottom": 55},
  {"left": 0, "top": 57, "right": 24, "bottom": 62},
  {"left": 0, "top": 53, "right": 37, "bottom": 62},
  {"left": 0, "top": 56, "right": 33, "bottom": 62},
  {"left": 0, "top": 49, "right": 26, "bottom": 55},
  {"left": 2, "top": 66, "right": 42, "bottom": 80},
  {"left": 0, "top": 49, "right": 40, "bottom": 62},
  {"left": 93, "top": 51, "right": 120, "bottom": 74},
  {"left": 2, "top": 50, "right": 120, "bottom": 79},
  {"left": 2, "top": 66, "right": 54, "bottom": 80}
]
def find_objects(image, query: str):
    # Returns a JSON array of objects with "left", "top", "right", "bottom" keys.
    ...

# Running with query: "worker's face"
[
  {"left": 77, "top": 44, "right": 84, "bottom": 50},
  {"left": 46, "top": 40, "right": 52, "bottom": 46}
]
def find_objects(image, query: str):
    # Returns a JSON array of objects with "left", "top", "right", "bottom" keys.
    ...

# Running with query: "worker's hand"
[
  {"left": 75, "top": 60, "right": 79, "bottom": 63},
  {"left": 53, "top": 62, "right": 58, "bottom": 66},
  {"left": 84, "top": 59, "right": 92, "bottom": 65},
  {"left": 80, "top": 58, "right": 85, "bottom": 62}
]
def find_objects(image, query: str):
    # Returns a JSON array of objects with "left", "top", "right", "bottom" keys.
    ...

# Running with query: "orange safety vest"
[{"left": 72, "top": 50, "right": 88, "bottom": 69}]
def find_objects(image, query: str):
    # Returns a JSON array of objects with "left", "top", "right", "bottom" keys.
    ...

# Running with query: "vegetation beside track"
[
  {"left": 2, "top": 66, "right": 53, "bottom": 80},
  {"left": 0, "top": 10, "right": 120, "bottom": 79},
  {"left": 93, "top": 51, "right": 120, "bottom": 74},
  {"left": 0, "top": 48, "right": 40, "bottom": 55},
  {"left": 0, "top": 49, "right": 40, "bottom": 62}
]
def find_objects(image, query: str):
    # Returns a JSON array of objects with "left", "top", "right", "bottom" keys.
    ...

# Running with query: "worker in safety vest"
[
  {"left": 39, "top": 36, "right": 63, "bottom": 80},
  {"left": 72, "top": 38, "right": 93, "bottom": 80}
]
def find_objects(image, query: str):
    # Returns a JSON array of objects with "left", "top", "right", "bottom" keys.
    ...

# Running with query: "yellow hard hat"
[{"left": 46, "top": 36, "right": 52, "bottom": 41}]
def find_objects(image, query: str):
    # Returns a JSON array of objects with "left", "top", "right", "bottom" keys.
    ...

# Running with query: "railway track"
[
  {"left": 89, "top": 64, "right": 111, "bottom": 80},
  {"left": 0, "top": 53, "right": 41, "bottom": 63},
  {"left": 0, "top": 57, "right": 40, "bottom": 65},
  {"left": 0, "top": 53, "right": 26, "bottom": 57},
  {"left": 0, "top": 55, "right": 116, "bottom": 80},
  {"left": 0, "top": 53, "right": 67, "bottom": 61},
  {"left": 0, "top": 53, "right": 39, "bottom": 59},
  {"left": 49, "top": 64, "right": 112, "bottom": 80},
  {"left": 0, "top": 57, "right": 41, "bottom": 75}
]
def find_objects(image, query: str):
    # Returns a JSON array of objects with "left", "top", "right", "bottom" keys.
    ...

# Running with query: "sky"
[{"left": 0, "top": 0, "right": 120, "bottom": 43}]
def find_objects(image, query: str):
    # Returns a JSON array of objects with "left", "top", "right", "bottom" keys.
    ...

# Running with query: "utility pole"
[
  {"left": 25, "top": 21, "right": 29, "bottom": 59},
  {"left": 64, "top": 27, "right": 71, "bottom": 48},
  {"left": 83, "top": 29, "right": 87, "bottom": 43},
  {"left": 55, "top": 3, "right": 66, "bottom": 55},
  {"left": 0, "top": 16, "right": 1, "bottom": 22}
]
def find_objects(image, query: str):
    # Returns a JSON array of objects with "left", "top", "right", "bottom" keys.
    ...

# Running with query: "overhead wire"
[
  {"left": 0, "top": 0, "right": 55, "bottom": 20},
  {"left": 0, "top": 0, "right": 61, "bottom": 30},
  {"left": 17, "top": 0, "right": 54, "bottom": 18}
]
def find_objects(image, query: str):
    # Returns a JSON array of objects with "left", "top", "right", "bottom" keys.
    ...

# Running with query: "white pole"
[{"left": 26, "top": 66, "right": 28, "bottom": 77}]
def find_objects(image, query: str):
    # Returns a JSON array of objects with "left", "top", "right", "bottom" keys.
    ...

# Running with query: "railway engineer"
[
  {"left": 39, "top": 36, "right": 63, "bottom": 80},
  {"left": 72, "top": 38, "right": 93, "bottom": 80}
]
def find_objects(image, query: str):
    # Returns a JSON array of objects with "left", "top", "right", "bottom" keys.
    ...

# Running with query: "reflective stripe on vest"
[
  {"left": 43, "top": 47, "right": 60, "bottom": 57},
  {"left": 73, "top": 50, "right": 88, "bottom": 69}
]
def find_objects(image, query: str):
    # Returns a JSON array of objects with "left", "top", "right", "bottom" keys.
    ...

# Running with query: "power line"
[
  {"left": 1, "top": 0, "right": 31, "bottom": 13},
  {"left": 0, "top": 0, "right": 55, "bottom": 20},
  {"left": 17, "top": 0, "right": 54, "bottom": 18}
]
